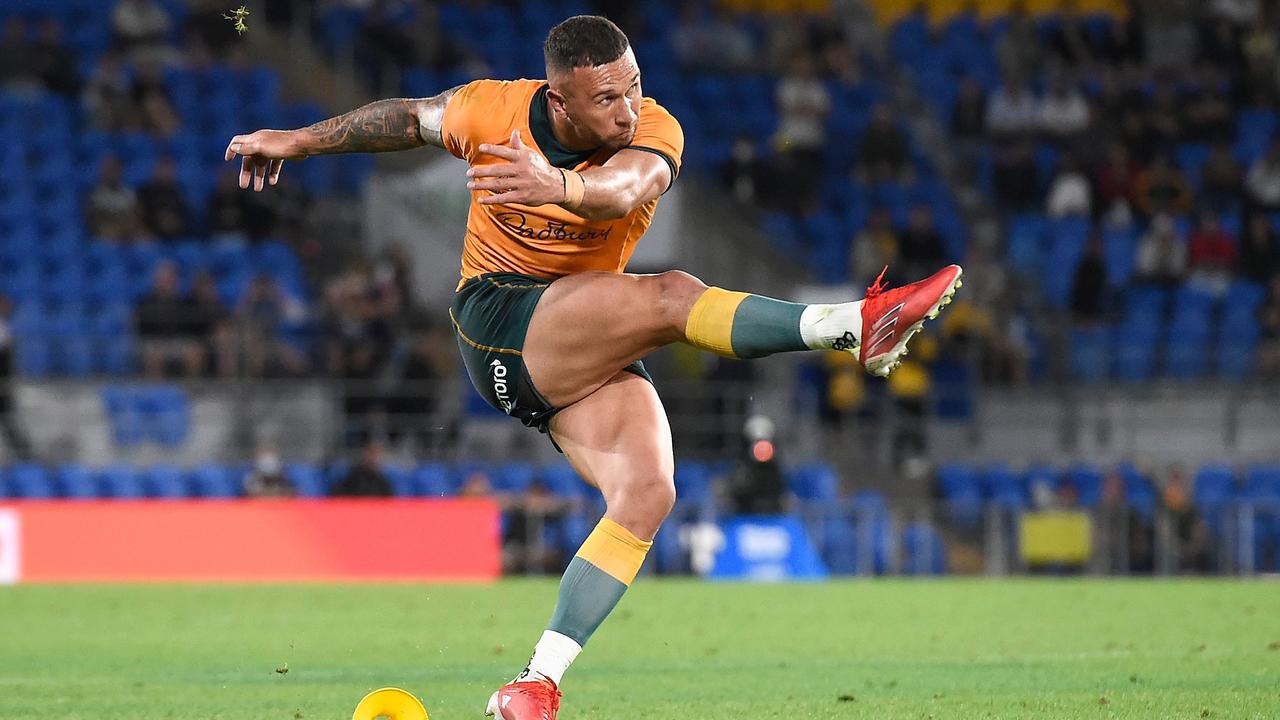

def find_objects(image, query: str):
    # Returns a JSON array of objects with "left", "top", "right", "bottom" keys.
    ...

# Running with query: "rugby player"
[{"left": 226, "top": 15, "right": 961, "bottom": 720}]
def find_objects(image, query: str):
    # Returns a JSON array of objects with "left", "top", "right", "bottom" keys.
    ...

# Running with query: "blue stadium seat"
[
  {"left": 101, "top": 386, "right": 147, "bottom": 447},
  {"left": 542, "top": 461, "right": 588, "bottom": 499},
  {"left": 285, "top": 462, "right": 325, "bottom": 498},
  {"left": 56, "top": 463, "right": 98, "bottom": 499},
  {"left": 412, "top": 463, "right": 454, "bottom": 497},
  {"left": 674, "top": 461, "right": 713, "bottom": 507},
  {"left": 99, "top": 464, "right": 144, "bottom": 499},
  {"left": 787, "top": 462, "right": 839, "bottom": 502},
  {"left": 1119, "top": 464, "right": 1157, "bottom": 520},
  {"left": 901, "top": 522, "right": 947, "bottom": 575},
  {"left": 139, "top": 385, "right": 190, "bottom": 448},
  {"left": 1067, "top": 464, "right": 1104, "bottom": 507},
  {"left": 1071, "top": 326, "right": 1110, "bottom": 382},
  {"left": 491, "top": 462, "right": 536, "bottom": 493},
  {"left": 10, "top": 463, "right": 54, "bottom": 499},
  {"left": 383, "top": 464, "right": 414, "bottom": 498},
  {"left": 937, "top": 463, "right": 981, "bottom": 526},
  {"left": 191, "top": 463, "right": 239, "bottom": 498},
  {"left": 144, "top": 464, "right": 189, "bottom": 499}
]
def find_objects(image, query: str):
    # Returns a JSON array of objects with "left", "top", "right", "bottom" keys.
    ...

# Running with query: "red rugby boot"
[
  {"left": 858, "top": 264, "right": 963, "bottom": 377},
  {"left": 485, "top": 678, "right": 562, "bottom": 720}
]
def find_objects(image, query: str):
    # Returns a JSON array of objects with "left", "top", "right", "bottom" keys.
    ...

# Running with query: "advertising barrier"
[{"left": 0, "top": 499, "right": 500, "bottom": 583}]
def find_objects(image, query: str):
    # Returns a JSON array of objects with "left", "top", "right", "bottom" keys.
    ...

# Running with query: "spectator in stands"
[
  {"left": 727, "top": 415, "right": 785, "bottom": 515},
  {"left": 1070, "top": 234, "right": 1108, "bottom": 325},
  {"left": 502, "top": 478, "right": 567, "bottom": 575},
  {"left": 1182, "top": 68, "right": 1234, "bottom": 142},
  {"left": 244, "top": 442, "right": 296, "bottom": 498},
  {"left": 1258, "top": 275, "right": 1280, "bottom": 377},
  {"left": 1143, "top": 81, "right": 1184, "bottom": 153},
  {"left": 0, "top": 17, "right": 39, "bottom": 93},
  {"left": 898, "top": 205, "right": 948, "bottom": 280},
  {"left": 996, "top": 4, "right": 1043, "bottom": 79},
  {"left": 985, "top": 76, "right": 1039, "bottom": 140},
  {"left": 138, "top": 155, "right": 190, "bottom": 241},
  {"left": 0, "top": 295, "right": 32, "bottom": 460},
  {"left": 1200, "top": 139, "right": 1245, "bottom": 213},
  {"left": 235, "top": 275, "right": 308, "bottom": 377},
  {"left": 330, "top": 441, "right": 392, "bottom": 497},
  {"left": 1098, "top": 470, "right": 1154, "bottom": 574},
  {"left": 321, "top": 272, "right": 393, "bottom": 447},
  {"left": 136, "top": 261, "right": 203, "bottom": 378},
  {"left": 1046, "top": 0, "right": 1094, "bottom": 67},
  {"left": 189, "top": 271, "right": 234, "bottom": 377},
  {"left": 1095, "top": 143, "right": 1139, "bottom": 225},
  {"left": 1134, "top": 154, "right": 1194, "bottom": 219},
  {"left": 950, "top": 76, "right": 987, "bottom": 141},
  {"left": 112, "top": 0, "right": 177, "bottom": 65},
  {"left": 1045, "top": 154, "right": 1092, "bottom": 218},
  {"left": 1159, "top": 465, "right": 1212, "bottom": 573},
  {"left": 773, "top": 53, "right": 830, "bottom": 210},
  {"left": 1037, "top": 75, "right": 1091, "bottom": 144},
  {"left": 856, "top": 103, "right": 910, "bottom": 183},
  {"left": 1239, "top": 211, "right": 1280, "bottom": 283},
  {"left": 387, "top": 321, "right": 455, "bottom": 452},
  {"left": 1143, "top": 1, "right": 1198, "bottom": 73},
  {"left": 850, "top": 207, "right": 898, "bottom": 289},
  {"left": 1187, "top": 211, "right": 1239, "bottom": 297},
  {"left": 721, "top": 136, "right": 767, "bottom": 206},
  {"left": 672, "top": 3, "right": 754, "bottom": 72},
  {"left": 31, "top": 18, "right": 78, "bottom": 96},
  {"left": 1136, "top": 214, "right": 1189, "bottom": 287},
  {"left": 82, "top": 48, "right": 132, "bottom": 132},
  {"left": 86, "top": 155, "right": 142, "bottom": 242},
  {"left": 208, "top": 170, "right": 254, "bottom": 243},
  {"left": 129, "top": 59, "right": 181, "bottom": 138},
  {"left": 1245, "top": 140, "right": 1280, "bottom": 212},
  {"left": 357, "top": 0, "right": 421, "bottom": 83},
  {"left": 993, "top": 139, "right": 1039, "bottom": 211}
]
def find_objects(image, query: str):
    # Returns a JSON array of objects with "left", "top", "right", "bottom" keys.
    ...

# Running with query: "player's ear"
[{"left": 546, "top": 87, "right": 568, "bottom": 117}]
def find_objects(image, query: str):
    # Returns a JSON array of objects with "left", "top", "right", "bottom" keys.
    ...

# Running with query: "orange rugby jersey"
[{"left": 440, "top": 79, "right": 684, "bottom": 284}]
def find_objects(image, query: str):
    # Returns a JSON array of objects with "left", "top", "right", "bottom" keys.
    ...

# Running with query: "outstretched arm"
[{"left": 224, "top": 86, "right": 461, "bottom": 191}]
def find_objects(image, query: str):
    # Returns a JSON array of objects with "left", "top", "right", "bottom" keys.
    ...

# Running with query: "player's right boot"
[
  {"left": 485, "top": 678, "right": 562, "bottom": 720},
  {"left": 855, "top": 264, "right": 964, "bottom": 377}
]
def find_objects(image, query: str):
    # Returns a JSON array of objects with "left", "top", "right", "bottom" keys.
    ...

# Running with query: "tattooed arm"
[{"left": 224, "top": 86, "right": 461, "bottom": 191}]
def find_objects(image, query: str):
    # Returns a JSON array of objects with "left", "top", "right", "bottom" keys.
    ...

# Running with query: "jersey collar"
[{"left": 529, "top": 83, "right": 599, "bottom": 169}]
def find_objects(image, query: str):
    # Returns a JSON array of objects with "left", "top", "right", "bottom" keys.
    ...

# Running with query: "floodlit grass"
[{"left": 1, "top": 579, "right": 1278, "bottom": 719}]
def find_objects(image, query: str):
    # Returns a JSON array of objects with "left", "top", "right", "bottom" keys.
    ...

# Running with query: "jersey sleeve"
[
  {"left": 440, "top": 80, "right": 495, "bottom": 162},
  {"left": 627, "top": 98, "right": 684, "bottom": 191}
]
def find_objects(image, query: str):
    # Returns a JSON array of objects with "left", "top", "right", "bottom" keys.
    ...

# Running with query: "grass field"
[{"left": 1, "top": 579, "right": 1278, "bottom": 719}]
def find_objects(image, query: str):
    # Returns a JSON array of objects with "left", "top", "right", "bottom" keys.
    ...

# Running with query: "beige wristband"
[{"left": 561, "top": 168, "right": 585, "bottom": 209}]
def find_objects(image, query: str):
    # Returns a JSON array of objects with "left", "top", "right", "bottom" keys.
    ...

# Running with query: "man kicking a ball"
[{"left": 226, "top": 15, "right": 961, "bottom": 720}]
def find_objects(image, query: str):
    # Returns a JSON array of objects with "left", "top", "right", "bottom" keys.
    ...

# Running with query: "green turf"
[{"left": 1, "top": 579, "right": 1278, "bottom": 719}]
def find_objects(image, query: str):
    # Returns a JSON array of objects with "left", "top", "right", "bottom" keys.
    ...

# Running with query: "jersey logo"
[
  {"left": 494, "top": 212, "right": 612, "bottom": 244},
  {"left": 490, "top": 359, "right": 516, "bottom": 414}
]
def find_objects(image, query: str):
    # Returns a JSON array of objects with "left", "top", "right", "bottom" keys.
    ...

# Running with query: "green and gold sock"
[{"left": 684, "top": 287, "right": 864, "bottom": 359}]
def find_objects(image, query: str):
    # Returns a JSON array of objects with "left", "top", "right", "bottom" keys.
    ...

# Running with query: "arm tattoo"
[{"left": 298, "top": 87, "right": 462, "bottom": 156}]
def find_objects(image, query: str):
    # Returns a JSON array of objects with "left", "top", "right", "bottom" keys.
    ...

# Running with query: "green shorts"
[{"left": 450, "top": 272, "right": 653, "bottom": 436}]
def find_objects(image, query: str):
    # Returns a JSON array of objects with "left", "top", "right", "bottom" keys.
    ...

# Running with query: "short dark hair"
[{"left": 544, "top": 15, "right": 629, "bottom": 73}]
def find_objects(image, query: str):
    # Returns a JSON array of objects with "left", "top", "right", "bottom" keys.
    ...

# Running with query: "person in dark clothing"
[
  {"left": 898, "top": 204, "right": 949, "bottom": 279},
  {"left": 330, "top": 441, "right": 392, "bottom": 497},
  {"left": 1098, "top": 471, "right": 1153, "bottom": 574},
  {"left": 387, "top": 322, "right": 454, "bottom": 451},
  {"left": 502, "top": 479, "right": 568, "bottom": 575},
  {"left": 727, "top": 415, "right": 785, "bottom": 514},
  {"left": 135, "top": 261, "right": 203, "bottom": 378},
  {"left": 0, "top": 295, "right": 32, "bottom": 459},
  {"left": 31, "top": 18, "right": 78, "bottom": 95},
  {"left": 1239, "top": 211, "right": 1280, "bottom": 283},
  {"left": 138, "top": 155, "right": 191, "bottom": 240},
  {"left": 1071, "top": 235, "right": 1108, "bottom": 324}
]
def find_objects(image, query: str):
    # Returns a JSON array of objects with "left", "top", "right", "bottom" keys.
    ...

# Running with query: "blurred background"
[{"left": 0, "top": 0, "right": 1278, "bottom": 580}]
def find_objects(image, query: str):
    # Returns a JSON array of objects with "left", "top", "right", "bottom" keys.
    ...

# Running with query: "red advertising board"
[{"left": 0, "top": 500, "right": 501, "bottom": 583}]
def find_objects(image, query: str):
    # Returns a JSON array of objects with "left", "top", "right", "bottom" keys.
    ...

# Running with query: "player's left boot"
[
  {"left": 485, "top": 678, "right": 562, "bottom": 720},
  {"left": 856, "top": 264, "right": 963, "bottom": 377}
]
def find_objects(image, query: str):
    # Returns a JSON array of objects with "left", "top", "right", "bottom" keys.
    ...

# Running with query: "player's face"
[{"left": 549, "top": 48, "right": 642, "bottom": 151}]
